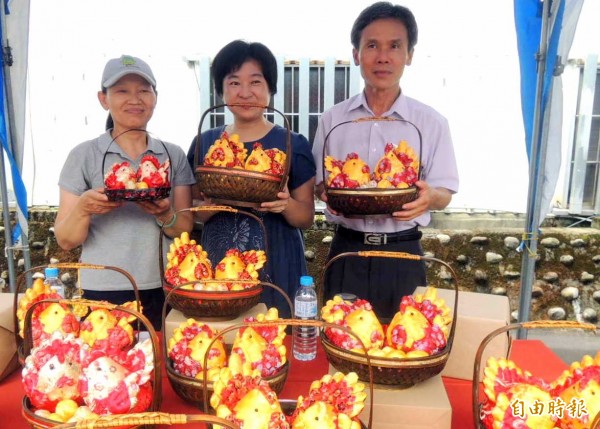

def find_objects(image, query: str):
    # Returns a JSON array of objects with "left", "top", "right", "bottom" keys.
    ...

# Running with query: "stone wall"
[{"left": 2, "top": 208, "right": 599, "bottom": 325}]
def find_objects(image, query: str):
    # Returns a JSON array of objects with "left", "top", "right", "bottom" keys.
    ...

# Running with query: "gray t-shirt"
[{"left": 58, "top": 131, "right": 196, "bottom": 291}]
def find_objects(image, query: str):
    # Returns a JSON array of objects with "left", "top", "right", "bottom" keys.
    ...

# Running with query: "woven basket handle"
[
  {"left": 51, "top": 411, "right": 241, "bottom": 429},
  {"left": 200, "top": 318, "right": 375, "bottom": 429},
  {"left": 471, "top": 320, "right": 600, "bottom": 429},
  {"left": 22, "top": 297, "right": 162, "bottom": 412},
  {"left": 321, "top": 116, "right": 423, "bottom": 192},
  {"left": 158, "top": 206, "right": 269, "bottom": 280},
  {"left": 14, "top": 263, "right": 142, "bottom": 345},
  {"left": 100, "top": 128, "right": 172, "bottom": 185},
  {"left": 194, "top": 103, "right": 292, "bottom": 194}
]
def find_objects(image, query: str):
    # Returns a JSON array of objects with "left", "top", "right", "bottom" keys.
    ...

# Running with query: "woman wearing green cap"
[{"left": 54, "top": 55, "right": 196, "bottom": 330}]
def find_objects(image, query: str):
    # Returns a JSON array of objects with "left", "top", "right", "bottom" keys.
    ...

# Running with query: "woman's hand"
[
  {"left": 79, "top": 188, "right": 122, "bottom": 215},
  {"left": 137, "top": 198, "right": 173, "bottom": 221},
  {"left": 257, "top": 186, "right": 290, "bottom": 214}
]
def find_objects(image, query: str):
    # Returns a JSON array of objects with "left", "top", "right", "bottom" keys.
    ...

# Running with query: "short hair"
[
  {"left": 211, "top": 40, "right": 278, "bottom": 97},
  {"left": 350, "top": 2, "right": 418, "bottom": 52}
]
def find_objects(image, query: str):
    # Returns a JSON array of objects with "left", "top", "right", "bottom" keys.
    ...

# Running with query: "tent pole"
[
  {"left": 517, "top": 0, "right": 552, "bottom": 339},
  {"left": 0, "top": 143, "right": 18, "bottom": 292}
]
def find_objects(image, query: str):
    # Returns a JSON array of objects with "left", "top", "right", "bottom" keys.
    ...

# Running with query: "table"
[{"left": 0, "top": 339, "right": 568, "bottom": 429}]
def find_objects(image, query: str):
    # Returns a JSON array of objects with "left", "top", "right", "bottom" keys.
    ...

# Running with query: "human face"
[
  {"left": 98, "top": 74, "right": 157, "bottom": 131},
  {"left": 353, "top": 18, "right": 413, "bottom": 94},
  {"left": 222, "top": 59, "right": 271, "bottom": 122}
]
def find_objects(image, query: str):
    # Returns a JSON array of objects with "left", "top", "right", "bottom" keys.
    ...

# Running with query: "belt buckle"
[{"left": 364, "top": 233, "right": 386, "bottom": 245}]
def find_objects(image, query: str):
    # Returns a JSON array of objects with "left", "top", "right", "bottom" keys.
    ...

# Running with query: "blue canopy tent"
[
  {"left": 1, "top": 0, "right": 31, "bottom": 292},
  {"left": 514, "top": 0, "right": 583, "bottom": 334}
]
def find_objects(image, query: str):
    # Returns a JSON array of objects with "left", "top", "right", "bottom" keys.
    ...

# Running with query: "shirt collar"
[{"left": 351, "top": 90, "right": 408, "bottom": 119}]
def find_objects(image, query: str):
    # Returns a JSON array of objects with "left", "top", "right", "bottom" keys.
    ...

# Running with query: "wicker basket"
[
  {"left": 20, "top": 298, "right": 162, "bottom": 429},
  {"left": 14, "top": 263, "right": 143, "bottom": 365},
  {"left": 159, "top": 206, "right": 272, "bottom": 320},
  {"left": 102, "top": 128, "right": 171, "bottom": 202},
  {"left": 200, "top": 319, "right": 375, "bottom": 429},
  {"left": 162, "top": 280, "right": 294, "bottom": 408},
  {"left": 193, "top": 103, "right": 291, "bottom": 208},
  {"left": 320, "top": 251, "right": 459, "bottom": 388},
  {"left": 472, "top": 320, "right": 600, "bottom": 429},
  {"left": 322, "top": 116, "right": 422, "bottom": 217}
]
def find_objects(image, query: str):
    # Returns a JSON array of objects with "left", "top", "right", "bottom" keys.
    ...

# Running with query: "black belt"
[{"left": 336, "top": 225, "right": 421, "bottom": 245}]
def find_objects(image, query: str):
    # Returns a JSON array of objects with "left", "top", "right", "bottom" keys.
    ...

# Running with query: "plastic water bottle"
[
  {"left": 44, "top": 267, "right": 65, "bottom": 298},
  {"left": 293, "top": 275, "right": 318, "bottom": 361}
]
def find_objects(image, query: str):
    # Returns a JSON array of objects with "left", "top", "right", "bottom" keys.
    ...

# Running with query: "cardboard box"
[
  {"left": 328, "top": 365, "right": 451, "bottom": 428},
  {"left": 164, "top": 303, "right": 268, "bottom": 344},
  {"left": 0, "top": 292, "right": 20, "bottom": 382},
  {"left": 414, "top": 286, "right": 511, "bottom": 381}
]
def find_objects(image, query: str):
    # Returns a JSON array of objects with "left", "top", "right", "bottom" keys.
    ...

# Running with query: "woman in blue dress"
[{"left": 187, "top": 40, "right": 316, "bottom": 318}]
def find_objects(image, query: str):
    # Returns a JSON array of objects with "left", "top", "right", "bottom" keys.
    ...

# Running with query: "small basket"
[
  {"left": 14, "top": 262, "right": 143, "bottom": 366},
  {"left": 20, "top": 298, "right": 162, "bottom": 429},
  {"left": 159, "top": 206, "right": 270, "bottom": 320},
  {"left": 162, "top": 281, "right": 294, "bottom": 408},
  {"left": 472, "top": 320, "right": 600, "bottom": 429},
  {"left": 48, "top": 411, "right": 241, "bottom": 429},
  {"left": 320, "top": 251, "right": 459, "bottom": 388},
  {"left": 193, "top": 103, "right": 291, "bottom": 208},
  {"left": 201, "top": 319, "right": 375, "bottom": 429},
  {"left": 102, "top": 128, "right": 172, "bottom": 202},
  {"left": 322, "top": 116, "right": 422, "bottom": 217}
]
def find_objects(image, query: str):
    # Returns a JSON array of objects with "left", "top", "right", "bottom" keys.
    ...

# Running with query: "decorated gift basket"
[
  {"left": 159, "top": 206, "right": 271, "bottom": 320},
  {"left": 322, "top": 116, "right": 422, "bottom": 217},
  {"left": 472, "top": 320, "right": 600, "bottom": 429},
  {"left": 319, "top": 251, "right": 459, "bottom": 388},
  {"left": 13, "top": 262, "right": 143, "bottom": 366},
  {"left": 193, "top": 103, "right": 291, "bottom": 207},
  {"left": 19, "top": 295, "right": 161, "bottom": 429},
  {"left": 198, "top": 318, "right": 376, "bottom": 429},
  {"left": 102, "top": 128, "right": 172, "bottom": 202},
  {"left": 162, "top": 280, "right": 293, "bottom": 408}
]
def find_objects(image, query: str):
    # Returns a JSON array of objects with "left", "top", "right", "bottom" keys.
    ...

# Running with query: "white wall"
[{"left": 21, "top": 0, "right": 600, "bottom": 213}]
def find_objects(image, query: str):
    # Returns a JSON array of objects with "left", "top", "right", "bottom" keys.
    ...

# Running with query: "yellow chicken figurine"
[
  {"left": 324, "top": 153, "right": 371, "bottom": 189},
  {"left": 167, "top": 319, "right": 226, "bottom": 381},
  {"left": 245, "top": 143, "right": 286, "bottom": 176},
  {"left": 214, "top": 249, "right": 267, "bottom": 289},
  {"left": 204, "top": 132, "right": 246, "bottom": 168},
  {"left": 210, "top": 368, "right": 287, "bottom": 429},
  {"left": 164, "top": 232, "right": 214, "bottom": 287},
  {"left": 78, "top": 307, "right": 134, "bottom": 352}
]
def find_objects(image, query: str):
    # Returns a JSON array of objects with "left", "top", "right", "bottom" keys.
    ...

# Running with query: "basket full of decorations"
[
  {"left": 14, "top": 263, "right": 143, "bottom": 366},
  {"left": 193, "top": 103, "right": 291, "bottom": 207},
  {"left": 163, "top": 282, "right": 294, "bottom": 408},
  {"left": 322, "top": 117, "right": 422, "bottom": 216},
  {"left": 203, "top": 319, "right": 375, "bottom": 429},
  {"left": 473, "top": 320, "right": 600, "bottom": 429},
  {"left": 19, "top": 296, "right": 161, "bottom": 429},
  {"left": 319, "top": 251, "right": 458, "bottom": 388},
  {"left": 102, "top": 129, "right": 171, "bottom": 201},
  {"left": 160, "top": 207, "right": 272, "bottom": 320}
]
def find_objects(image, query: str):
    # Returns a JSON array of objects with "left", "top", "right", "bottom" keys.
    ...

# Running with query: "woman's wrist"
[{"left": 156, "top": 210, "right": 177, "bottom": 228}]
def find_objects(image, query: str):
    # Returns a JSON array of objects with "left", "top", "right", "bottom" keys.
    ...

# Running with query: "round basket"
[
  {"left": 159, "top": 206, "right": 271, "bottom": 320},
  {"left": 14, "top": 263, "right": 143, "bottom": 366},
  {"left": 21, "top": 298, "right": 162, "bottom": 428},
  {"left": 322, "top": 116, "right": 422, "bottom": 217},
  {"left": 472, "top": 320, "right": 600, "bottom": 429},
  {"left": 166, "top": 359, "right": 290, "bottom": 408},
  {"left": 162, "top": 280, "right": 294, "bottom": 408},
  {"left": 193, "top": 103, "right": 291, "bottom": 208},
  {"left": 320, "top": 251, "right": 459, "bottom": 388},
  {"left": 163, "top": 281, "right": 263, "bottom": 320},
  {"left": 200, "top": 319, "right": 375, "bottom": 429},
  {"left": 102, "top": 128, "right": 172, "bottom": 202}
]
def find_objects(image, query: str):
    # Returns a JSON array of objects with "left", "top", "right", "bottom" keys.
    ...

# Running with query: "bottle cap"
[
  {"left": 45, "top": 267, "right": 59, "bottom": 278},
  {"left": 300, "top": 275, "right": 314, "bottom": 287}
]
